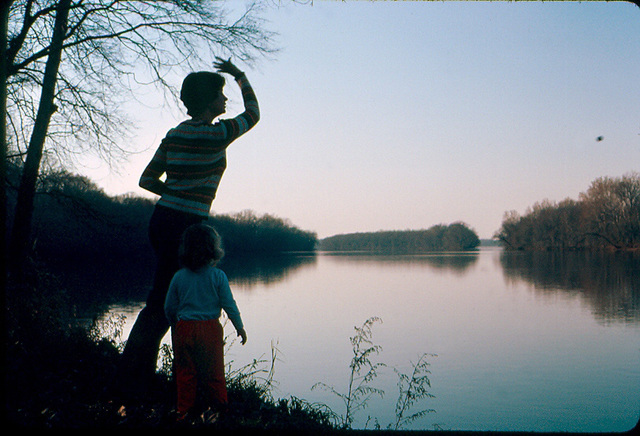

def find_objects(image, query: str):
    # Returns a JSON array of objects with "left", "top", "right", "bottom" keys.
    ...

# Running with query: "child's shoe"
[
  {"left": 201, "top": 407, "right": 220, "bottom": 425},
  {"left": 171, "top": 409, "right": 191, "bottom": 427}
]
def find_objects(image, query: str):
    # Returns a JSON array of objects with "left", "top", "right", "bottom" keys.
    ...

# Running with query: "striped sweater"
[{"left": 139, "top": 74, "right": 259, "bottom": 216}]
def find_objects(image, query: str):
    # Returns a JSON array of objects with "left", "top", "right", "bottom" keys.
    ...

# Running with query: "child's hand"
[
  {"left": 214, "top": 57, "right": 243, "bottom": 78},
  {"left": 237, "top": 328, "right": 247, "bottom": 345}
]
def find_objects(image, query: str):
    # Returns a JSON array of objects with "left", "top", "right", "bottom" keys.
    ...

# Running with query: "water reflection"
[
  {"left": 57, "top": 249, "right": 640, "bottom": 326},
  {"left": 50, "top": 253, "right": 318, "bottom": 317},
  {"left": 220, "top": 253, "right": 318, "bottom": 287},
  {"left": 499, "top": 250, "right": 640, "bottom": 323},
  {"left": 318, "top": 251, "right": 480, "bottom": 273}
]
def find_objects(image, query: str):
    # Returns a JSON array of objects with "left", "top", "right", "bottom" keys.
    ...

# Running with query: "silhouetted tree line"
[
  {"left": 5, "top": 162, "right": 317, "bottom": 263},
  {"left": 494, "top": 172, "right": 640, "bottom": 251},
  {"left": 211, "top": 210, "right": 317, "bottom": 256},
  {"left": 319, "top": 223, "right": 480, "bottom": 253}
]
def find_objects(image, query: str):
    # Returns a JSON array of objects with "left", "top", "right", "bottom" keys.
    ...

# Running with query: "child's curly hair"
[{"left": 179, "top": 223, "right": 225, "bottom": 271}]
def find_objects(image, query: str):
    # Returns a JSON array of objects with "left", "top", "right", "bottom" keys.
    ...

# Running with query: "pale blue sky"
[{"left": 88, "top": 1, "right": 640, "bottom": 239}]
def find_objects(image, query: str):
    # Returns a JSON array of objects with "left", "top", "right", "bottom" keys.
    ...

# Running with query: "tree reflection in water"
[{"left": 499, "top": 250, "right": 640, "bottom": 324}]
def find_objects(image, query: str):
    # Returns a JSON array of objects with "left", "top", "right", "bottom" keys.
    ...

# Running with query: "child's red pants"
[{"left": 172, "top": 318, "right": 227, "bottom": 414}]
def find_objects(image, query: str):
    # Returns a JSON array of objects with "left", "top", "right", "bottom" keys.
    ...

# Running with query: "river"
[{"left": 91, "top": 247, "right": 639, "bottom": 432}]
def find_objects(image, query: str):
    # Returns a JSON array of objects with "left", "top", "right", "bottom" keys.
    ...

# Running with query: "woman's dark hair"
[
  {"left": 180, "top": 71, "right": 225, "bottom": 117},
  {"left": 179, "top": 223, "right": 225, "bottom": 271}
]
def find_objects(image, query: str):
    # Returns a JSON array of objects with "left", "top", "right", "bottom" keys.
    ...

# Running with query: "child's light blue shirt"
[{"left": 164, "top": 265, "right": 244, "bottom": 331}]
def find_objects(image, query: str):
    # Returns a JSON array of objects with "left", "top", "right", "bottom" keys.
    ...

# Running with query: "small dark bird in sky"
[{"left": 596, "top": 136, "right": 604, "bottom": 141}]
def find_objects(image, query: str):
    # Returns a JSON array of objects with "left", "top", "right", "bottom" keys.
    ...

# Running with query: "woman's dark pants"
[{"left": 115, "top": 205, "right": 204, "bottom": 400}]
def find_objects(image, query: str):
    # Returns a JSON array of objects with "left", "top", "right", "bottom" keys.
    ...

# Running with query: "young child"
[{"left": 164, "top": 223, "right": 247, "bottom": 423}]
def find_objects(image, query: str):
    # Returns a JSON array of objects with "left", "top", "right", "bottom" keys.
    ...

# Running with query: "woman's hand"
[{"left": 214, "top": 57, "right": 244, "bottom": 79}]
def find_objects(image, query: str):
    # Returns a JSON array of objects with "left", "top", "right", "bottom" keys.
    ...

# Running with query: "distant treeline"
[
  {"left": 494, "top": 172, "right": 640, "bottom": 251},
  {"left": 319, "top": 223, "right": 480, "bottom": 253},
  {"left": 5, "top": 165, "right": 317, "bottom": 263}
]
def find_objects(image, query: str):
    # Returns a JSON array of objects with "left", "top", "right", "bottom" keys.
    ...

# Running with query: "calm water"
[{"left": 95, "top": 248, "right": 640, "bottom": 432}]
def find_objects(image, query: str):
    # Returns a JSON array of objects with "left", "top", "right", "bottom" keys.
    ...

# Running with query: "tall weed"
[
  {"left": 313, "top": 317, "right": 437, "bottom": 430},
  {"left": 391, "top": 352, "right": 436, "bottom": 430},
  {"left": 312, "top": 317, "right": 386, "bottom": 429}
]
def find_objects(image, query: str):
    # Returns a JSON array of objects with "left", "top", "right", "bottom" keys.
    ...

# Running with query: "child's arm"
[{"left": 215, "top": 269, "right": 246, "bottom": 344}]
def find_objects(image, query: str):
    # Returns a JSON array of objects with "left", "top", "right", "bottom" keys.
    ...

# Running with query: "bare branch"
[{"left": 6, "top": 0, "right": 278, "bottom": 171}]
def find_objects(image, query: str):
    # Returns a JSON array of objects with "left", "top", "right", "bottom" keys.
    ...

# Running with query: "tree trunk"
[
  {"left": 1, "top": 2, "right": 10, "bottom": 286},
  {"left": 8, "top": 0, "right": 71, "bottom": 274}
]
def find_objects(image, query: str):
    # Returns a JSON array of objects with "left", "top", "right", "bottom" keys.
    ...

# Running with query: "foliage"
[
  {"left": 211, "top": 209, "right": 318, "bottom": 256},
  {"left": 88, "top": 313, "right": 127, "bottom": 352},
  {"left": 312, "top": 317, "right": 386, "bottom": 429},
  {"left": 495, "top": 172, "right": 640, "bottom": 251},
  {"left": 319, "top": 222, "right": 480, "bottom": 253},
  {"left": 312, "top": 317, "right": 438, "bottom": 431},
  {"left": 5, "top": 162, "right": 317, "bottom": 263},
  {"left": 5, "top": 264, "right": 127, "bottom": 428},
  {"left": 391, "top": 353, "right": 436, "bottom": 430},
  {"left": 225, "top": 334, "right": 280, "bottom": 401}
]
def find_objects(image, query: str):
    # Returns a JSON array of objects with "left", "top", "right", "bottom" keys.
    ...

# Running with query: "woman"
[{"left": 115, "top": 57, "right": 259, "bottom": 403}]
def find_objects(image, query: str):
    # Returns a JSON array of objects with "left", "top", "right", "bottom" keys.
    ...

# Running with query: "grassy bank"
[{"left": 4, "top": 261, "right": 334, "bottom": 432}]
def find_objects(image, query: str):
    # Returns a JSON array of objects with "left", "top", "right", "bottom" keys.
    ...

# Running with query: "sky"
[{"left": 84, "top": 1, "right": 640, "bottom": 239}]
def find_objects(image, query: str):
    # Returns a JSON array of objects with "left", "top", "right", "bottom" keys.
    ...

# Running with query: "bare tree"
[
  {"left": 1, "top": 3, "right": 9, "bottom": 286},
  {"left": 3, "top": 0, "right": 277, "bottom": 272},
  {"left": 580, "top": 172, "right": 640, "bottom": 250},
  {"left": 495, "top": 173, "right": 640, "bottom": 251}
]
